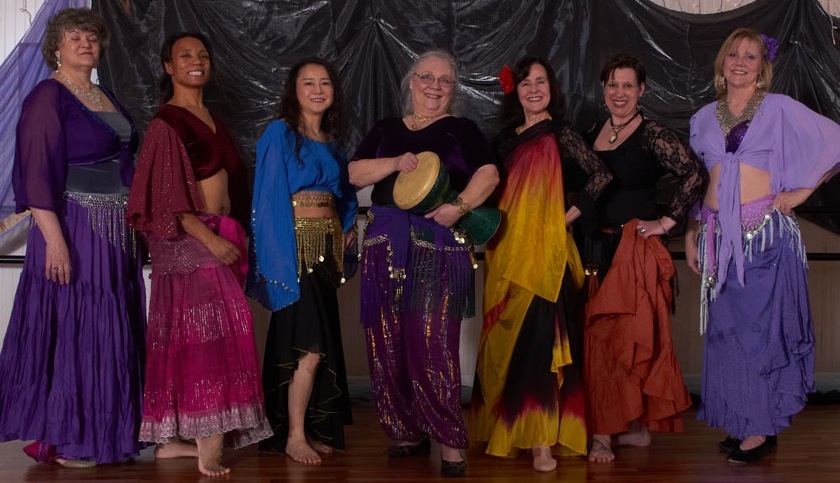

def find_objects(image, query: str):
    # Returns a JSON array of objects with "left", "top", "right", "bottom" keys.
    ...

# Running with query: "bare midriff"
[
  {"left": 704, "top": 162, "right": 772, "bottom": 210},
  {"left": 196, "top": 169, "right": 232, "bottom": 216}
]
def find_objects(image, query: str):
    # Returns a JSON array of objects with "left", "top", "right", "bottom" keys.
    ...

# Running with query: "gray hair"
[{"left": 401, "top": 49, "right": 459, "bottom": 116}]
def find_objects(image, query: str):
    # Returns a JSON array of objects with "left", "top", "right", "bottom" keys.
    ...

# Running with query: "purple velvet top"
[
  {"left": 351, "top": 117, "right": 494, "bottom": 205},
  {"left": 12, "top": 78, "right": 138, "bottom": 213},
  {"left": 690, "top": 93, "right": 840, "bottom": 289}
]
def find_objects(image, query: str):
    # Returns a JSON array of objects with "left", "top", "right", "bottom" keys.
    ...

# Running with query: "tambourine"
[{"left": 393, "top": 151, "right": 500, "bottom": 245}]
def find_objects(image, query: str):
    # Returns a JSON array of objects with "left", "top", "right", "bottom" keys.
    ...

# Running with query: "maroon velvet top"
[{"left": 126, "top": 104, "right": 249, "bottom": 240}]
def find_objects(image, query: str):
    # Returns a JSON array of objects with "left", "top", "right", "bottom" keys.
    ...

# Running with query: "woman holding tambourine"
[{"left": 348, "top": 50, "right": 499, "bottom": 477}]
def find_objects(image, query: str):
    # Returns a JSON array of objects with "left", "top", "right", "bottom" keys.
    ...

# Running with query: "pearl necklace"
[
  {"left": 608, "top": 110, "right": 640, "bottom": 143},
  {"left": 56, "top": 72, "right": 104, "bottom": 110}
]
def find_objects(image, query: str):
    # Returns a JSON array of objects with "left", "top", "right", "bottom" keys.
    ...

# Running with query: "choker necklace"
[
  {"left": 411, "top": 113, "right": 442, "bottom": 130},
  {"left": 608, "top": 110, "right": 640, "bottom": 143},
  {"left": 56, "top": 72, "right": 104, "bottom": 110}
]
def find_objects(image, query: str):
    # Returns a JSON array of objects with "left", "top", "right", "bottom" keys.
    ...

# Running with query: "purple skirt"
[
  {"left": 697, "top": 200, "right": 814, "bottom": 438},
  {"left": 0, "top": 193, "right": 147, "bottom": 463}
]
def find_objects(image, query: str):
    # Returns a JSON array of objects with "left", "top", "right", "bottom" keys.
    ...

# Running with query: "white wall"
[{"left": 1, "top": 0, "right": 49, "bottom": 61}]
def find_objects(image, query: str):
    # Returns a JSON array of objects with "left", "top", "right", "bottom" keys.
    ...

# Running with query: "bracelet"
[
  {"left": 452, "top": 196, "right": 471, "bottom": 216},
  {"left": 657, "top": 218, "right": 669, "bottom": 235}
]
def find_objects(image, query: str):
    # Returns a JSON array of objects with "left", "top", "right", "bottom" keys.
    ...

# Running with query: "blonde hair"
[{"left": 713, "top": 27, "right": 774, "bottom": 98}]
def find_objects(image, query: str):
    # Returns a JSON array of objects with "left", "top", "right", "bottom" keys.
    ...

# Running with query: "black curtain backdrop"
[{"left": 92, "top": 0, "right": 840, "bottom": 233}]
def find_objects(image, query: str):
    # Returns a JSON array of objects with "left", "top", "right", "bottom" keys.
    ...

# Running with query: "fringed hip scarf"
[
  {"left": 64, "top": 191, "right": 137, "bottom": 255},
  {"left": 697, "top": 195, "right": 805, "bottom": 334},
  {"left": 294, "top": 216, "right": 344, "bottom": 280},
  {"left": 360, "top": 205, "right": 477, "bottom": 326},
  {"left": 149, "top": 213, "right": 248, "bottom": 285}
]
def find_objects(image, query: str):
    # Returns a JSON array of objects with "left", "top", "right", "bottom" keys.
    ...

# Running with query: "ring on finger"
[{"left": 638, "top": 228, "right": 646, "bottom": 234}]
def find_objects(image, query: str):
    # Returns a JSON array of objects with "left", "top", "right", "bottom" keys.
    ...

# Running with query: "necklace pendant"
[{"left": 608, "top": 133, "right": 618, "bottom": 144}]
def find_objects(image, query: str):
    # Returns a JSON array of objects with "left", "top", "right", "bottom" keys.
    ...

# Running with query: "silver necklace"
[
  {"left": 57, "top": 72, "right": 104, "bottom": 110},
  {"left": 715, "top": 91, "right": 765, "bottom": 136}
]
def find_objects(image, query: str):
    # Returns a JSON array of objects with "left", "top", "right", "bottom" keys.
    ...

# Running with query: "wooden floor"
[{"left": 2, "top": 402, "right": 839, "bottom": 482}]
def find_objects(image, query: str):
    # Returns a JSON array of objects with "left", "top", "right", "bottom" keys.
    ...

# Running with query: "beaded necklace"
[{"left": 56, "top": 72, "right": 104, "bottom": 110}]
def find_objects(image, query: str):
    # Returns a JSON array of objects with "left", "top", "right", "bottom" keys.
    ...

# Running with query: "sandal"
[{"left": 387, "top": 437, "right": 430, "bottom": 457}]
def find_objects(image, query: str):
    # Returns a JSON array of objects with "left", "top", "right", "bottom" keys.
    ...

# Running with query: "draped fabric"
[
  {"left": 471, "top": 129, "right": 587, "bottom": 457},
  {"left": 0, "top": 0, "right": 88, "bottom": 254},
  {"left": 83, "top": 0, "right": 840, "bottom": 232}
]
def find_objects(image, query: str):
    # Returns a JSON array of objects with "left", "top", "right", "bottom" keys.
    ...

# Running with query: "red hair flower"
[{"left": 499, "top": 65, "right": 514, "bottom": 94}]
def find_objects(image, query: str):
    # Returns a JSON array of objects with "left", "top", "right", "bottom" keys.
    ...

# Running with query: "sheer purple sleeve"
[
  {"left": 775, "top": 95, "right": 840, "bottom": 191},
  {"left": 12, "top": 81, "right": 67, "bottom": 213}
]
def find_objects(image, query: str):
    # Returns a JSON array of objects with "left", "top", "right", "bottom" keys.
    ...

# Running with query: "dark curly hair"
[
  {"left": 158, "top": 32, "right": 213, "bottom": 103},
  {"left": 500, "top": 57, "right": 565, "bottom": 126},
  {"left": 41, "top": 8, "right": 109, "bottom": 70},
  {"left": 277, "top": 57, "right": 347, "bottom": 163}
]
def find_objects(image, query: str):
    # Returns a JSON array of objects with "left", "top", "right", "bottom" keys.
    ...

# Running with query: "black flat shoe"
[
  {"left": 717, "top": 436, "right": 742, "bottom": 453},
  {"left": 440, "top": 458, "right": 467, "bottom": 477},
  {"left": 727, "top": 436, "right": 775, "bottom": 463},
  {"left": 387, "top": 437, "right": 430, "bottom": 457}
]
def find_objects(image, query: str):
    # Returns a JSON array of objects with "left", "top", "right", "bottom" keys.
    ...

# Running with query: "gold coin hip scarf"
[{"left": 291, "top": 191, "right": 335, "bottom": 208}]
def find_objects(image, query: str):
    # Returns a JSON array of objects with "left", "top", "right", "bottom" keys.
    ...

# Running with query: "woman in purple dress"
[
  {"left": 0, "top": 8, "right": 145, "bottom": 467},
  {"left": 349, "top": 50, "right": 499, "bottom": 477},
  {"left": 686, "top": 27, "right": 840, "bottom": 463}
]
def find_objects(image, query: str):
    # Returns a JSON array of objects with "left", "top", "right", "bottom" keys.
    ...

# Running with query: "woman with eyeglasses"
[{"left": 348, "top": 49, "right": 499, "bottom": 477}]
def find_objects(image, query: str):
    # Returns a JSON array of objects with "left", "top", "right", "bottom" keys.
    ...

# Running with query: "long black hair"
[
  {"left": 500, "top": 57, "right": 565, "bottom": 127},
  {"left": 158, "top": 32, "right": 213, "bottom": 103},
  {"left": 278, "top": 57, "right": 347, "bottom": 163}
]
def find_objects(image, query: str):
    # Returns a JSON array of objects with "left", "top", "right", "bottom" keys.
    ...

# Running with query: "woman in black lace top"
[
  {"left": 468, "top": 57, "right": 611, "bottom": 472},
  {"left": 583, "top": 53, "right": 705, "bottom": 464}
]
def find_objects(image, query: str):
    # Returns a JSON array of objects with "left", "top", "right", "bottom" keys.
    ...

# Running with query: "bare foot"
[
  {"left": 307, "top": 437, "right": 334, "bottom": 455},
  {"left": 617, "top": 425, "right": 651, "bottom": 447},
  {"left": 154, "top": 439, "right": 198, "bottom": 459},
  {"left": 196, "top": 434, "right": 230, "bottom": 477},
  {"left": 588, "top": 435, "right": 615, "bottom": 463},
  {"left": 286, "top": 436, "right": 321, "bottom": 464},
  {"left": 532, "top": 445, "right": 557, "bottom": 472}
]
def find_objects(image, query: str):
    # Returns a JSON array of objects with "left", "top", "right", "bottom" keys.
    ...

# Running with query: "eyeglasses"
[{"left": 414, "top": 72, "right": 456, "bottom": 88}]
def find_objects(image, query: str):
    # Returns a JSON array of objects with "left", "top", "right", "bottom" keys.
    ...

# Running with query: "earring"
[
  {"left": 56, "top": 53, "right": 61, "bottom": 68},
  {"left": 756, "top": 75, "right": 765, "bottom": 89},
  {"left": 715, "top": 73, "right": 726, "bottom": 91}
]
